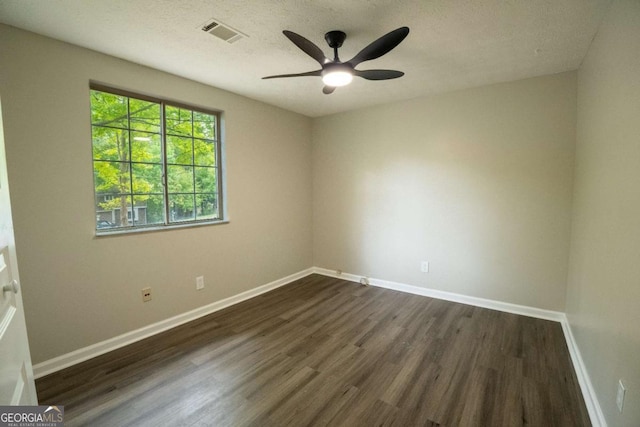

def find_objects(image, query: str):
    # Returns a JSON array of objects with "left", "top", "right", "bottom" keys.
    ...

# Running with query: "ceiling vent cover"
[{"left": 200, "top": 19, "right": 246, "bottom": 44}]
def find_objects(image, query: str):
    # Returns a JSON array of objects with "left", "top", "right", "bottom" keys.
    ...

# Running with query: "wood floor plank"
[{"left": 36, "top": 274, "right": 591, "bottom": 426}]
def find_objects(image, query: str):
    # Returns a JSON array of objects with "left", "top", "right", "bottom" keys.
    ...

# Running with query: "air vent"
[{"left": 200, "top": 19, "right": 246, "bottom": 44}]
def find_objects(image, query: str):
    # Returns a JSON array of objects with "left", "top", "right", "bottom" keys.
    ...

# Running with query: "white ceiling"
[{"left": 0, "top": 0, "right": 611, "bottom": 117}]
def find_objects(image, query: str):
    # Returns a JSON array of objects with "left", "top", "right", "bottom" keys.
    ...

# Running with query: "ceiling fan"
[{"left": 263, "top": 27, "right": 410, "bottom": 94}]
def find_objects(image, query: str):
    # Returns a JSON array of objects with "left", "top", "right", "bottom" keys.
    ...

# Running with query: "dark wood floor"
[{"left": 37, "top": 274, "right": 590, "bottom": 426}]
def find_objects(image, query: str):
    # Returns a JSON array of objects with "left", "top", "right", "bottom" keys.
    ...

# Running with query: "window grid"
[{"left": 91, "top": 85, "right": 222, "bottom": 232}]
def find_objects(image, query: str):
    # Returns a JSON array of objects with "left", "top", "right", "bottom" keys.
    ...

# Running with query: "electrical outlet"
[
  {"left": 359, "top": 277, "right": 369, "bottom": 286},
  {"left": 141, "top": 287, "right": 152, "bottom": 302},
  {"left": 617, "top": 380, "right": 626, "bottom": 412},
  {"left": 196, "top": 276, "right": 205, "bottom": 290},
  {"left": 421, "top": 261, "right": 429, "bottom": 273}
]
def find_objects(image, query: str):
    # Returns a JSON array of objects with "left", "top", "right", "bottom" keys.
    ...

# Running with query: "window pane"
[
  {"left": 194, "top": 139, "right": 216, "bottom": 167},
  {"left": 167, "top": 135, "right": 193, "bottom": 165},
  {"left": 132, "top": 195, "right": 165, "bottom": 226},
  {"left": 136, "top": 194, "right": 166, "bottom": 225},
  {"left": 91, "top": 91, "right": 128, "bottom": 128},
  {"left": 129, "top": 98, "right": 161, "bottom": 133},
  {"left": 196, "top": 193, "right": 218, "bottom": 220},
  {"left": 92, "top": 126, "right": 129, "bottom": 162},
  {"left": 94, "top": 161, "right": 131, "bottom": 195},
  {"left": 131, "top": 131, "right": 161, "bottom": 163},
  {"left": 166, "top": 106, "right": 192, "bottom": 137},
  {"left": 96, "top": 194, "right": 118, "bottom": 230},
  {"left": 169, "top": 194, "right": 195, "bottom": 222},
  {"left": 193, "top": 111, "right": 216, "bottom": 140},
  {"left": 167, "top": 165, "right": 194, "bottom": 193},
  {"left": 132, "top": 163, "right": 163, "bottom": 193},
  {"left": 194, "top": 166, "right": 217, "bottom": 193},
  {"left": 96, "top": 194, "right": 132, "bottom": 228}
]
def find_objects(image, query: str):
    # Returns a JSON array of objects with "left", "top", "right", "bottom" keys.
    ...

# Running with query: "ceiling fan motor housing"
[{"left": 324, "top": 31, "right": 346, "bottom": 49}]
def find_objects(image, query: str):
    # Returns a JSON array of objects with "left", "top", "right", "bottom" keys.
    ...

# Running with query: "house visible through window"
[{"left": 90, "top": 85, "right": 223, "bottom": 232}]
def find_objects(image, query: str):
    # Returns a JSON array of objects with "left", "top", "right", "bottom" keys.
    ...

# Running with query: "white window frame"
[{"left": 90, "top": 84, "right": 226, "bottom": 235}]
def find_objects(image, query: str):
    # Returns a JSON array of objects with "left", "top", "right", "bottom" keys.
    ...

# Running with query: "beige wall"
[
  {"left": 4, "top": 16, "right": 638, "bottom": 427},
  {"left": 567, "top": 0, "right": 640, "bottom": 425},
  {"left": 312, "top": 72, "right": 577, "bottom": 311},
  {"left": 0, "top": 25, "right": 313, "bottom": 364}
]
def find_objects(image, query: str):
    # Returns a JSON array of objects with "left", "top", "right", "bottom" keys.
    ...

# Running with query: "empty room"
[{"left": 0, "top": 0, "right": 638, "bottom": 426}]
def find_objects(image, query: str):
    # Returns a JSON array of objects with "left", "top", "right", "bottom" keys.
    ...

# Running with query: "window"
[{"left": 90, "top": 85, "right": 223, "bottom": 233}]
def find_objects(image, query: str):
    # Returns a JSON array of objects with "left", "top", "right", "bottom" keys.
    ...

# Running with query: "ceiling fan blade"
[
  {"left": 322, "top": 86, "right": 336, "bottom": 95},
  {"left": 283, "top": 30, "right": 328, "bottom": 66},
  {"left": 354, "top": 69, "right": 405, "bottom": 80},
  {"left": 262, "top": 70, "right": 322, "bottom": 79},
  {"left": 347, "top": 27, "right": 410, "bottom": 67}
]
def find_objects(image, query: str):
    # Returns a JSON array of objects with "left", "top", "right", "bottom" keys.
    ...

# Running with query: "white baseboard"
[
  {"left": 33, "top": 268, "right": 315, "bottom": 379},
  {"left": 312, "top": 267, "right": 564, "bottom": 321},
  {"left": 312, "top": 266, "right": 605, "bottom": 427},
  {"left": 34, "top": 265, "right": 605, "bottom": 427},
  {"left": 560, "top": 315, "right": 607, "bottom": 427}
]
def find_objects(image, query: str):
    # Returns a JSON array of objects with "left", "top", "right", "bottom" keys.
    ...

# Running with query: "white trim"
[
  {"left": 560, "top": 315, "right": 607, "bottom": 427},
  {"left": 34, "top": 265, "right": 605, "bottom": 427},
  {"left": 33, "top": 268, "right": 314, "bottom": 379},
  {"left": 312, "top": 267, "right": 564, "bottom": 321},
  {"left": 312, "top": 267, "right": 605, "bottom": 427}
]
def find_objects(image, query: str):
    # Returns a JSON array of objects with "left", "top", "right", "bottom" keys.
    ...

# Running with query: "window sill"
[{"left": 95, "top": 219, "right": 230, "bottom": 238}]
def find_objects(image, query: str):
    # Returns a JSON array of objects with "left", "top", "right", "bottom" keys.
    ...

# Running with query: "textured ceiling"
[{"left": 0, "top": 0, "right": 611, "bottom": 117}]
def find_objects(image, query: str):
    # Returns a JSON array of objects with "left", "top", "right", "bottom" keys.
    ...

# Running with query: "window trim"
[{"left": 90, "top": 83, "right": 225, "bottom": 235}]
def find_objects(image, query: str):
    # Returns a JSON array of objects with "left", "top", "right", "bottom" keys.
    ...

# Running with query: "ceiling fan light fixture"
[
  {"left": 321, "top": 64, "right": 353, "bottom": 87},
  {"left": 322, "top": 71, "right": 353, "bottom": 87}
]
